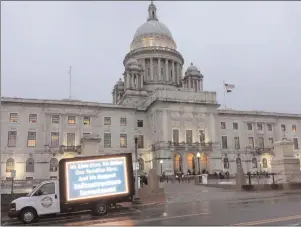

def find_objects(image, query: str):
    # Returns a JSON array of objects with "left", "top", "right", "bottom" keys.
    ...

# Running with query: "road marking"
[
  {"left": 92, "top": 212, "right": 210, "bottom": 226},
  {"left": 233, "top": 214, "right": 301, "bottom": 226}
]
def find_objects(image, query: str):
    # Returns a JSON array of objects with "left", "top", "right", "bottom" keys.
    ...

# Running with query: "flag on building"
[{"left": 224, "top": 83, "right": 235, "bottom": 93}]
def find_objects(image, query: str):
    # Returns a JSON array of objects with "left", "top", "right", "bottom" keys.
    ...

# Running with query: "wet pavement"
[{"left": 3, "top": 183, "right": 301, "bottom": 226}]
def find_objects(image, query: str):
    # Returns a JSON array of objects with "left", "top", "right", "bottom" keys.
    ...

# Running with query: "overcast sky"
[{"left": 2, "top": 1, "right": 301, "bottom": 113}]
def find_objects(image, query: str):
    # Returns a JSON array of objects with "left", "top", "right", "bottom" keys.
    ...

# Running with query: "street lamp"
[
  {"left": 160, "top": 160, "right": 163, "bottom": 175},
  {"left": 197, "top": 152, "right": 201, "bottom": 175},
  {"left": 133, "top": 135, "right": 141, "bottom": 204}
]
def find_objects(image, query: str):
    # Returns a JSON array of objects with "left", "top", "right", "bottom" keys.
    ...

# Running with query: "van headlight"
[{"left": 10, "top": 203, "right": 16, "bottom": 210}]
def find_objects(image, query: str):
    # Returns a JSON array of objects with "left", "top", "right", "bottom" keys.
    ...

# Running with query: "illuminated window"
[
  {"left": 221, "top": 136, "right": 228, "bottom": 149},
  {"left": 248, "top": 137, "right": 254, "bottom": 149},
  {"left": 267, "top": 124, "right": 273, "bottom": 131},
  {"left": 120, "top": 117, "right": 127, "bottom": 126},
  {"left": 6, "top": 158, "right": 14, "bottom": 172},
  {"left": 293, "top": 138, "right": 299, "bottom": 149},
  {"left": 137, "top": 120, "right": 143, "bottom": 127},
  {"left": 68, "top": 116, "right": 76, "bottom": 124},
  {"left": 51, "top": 132, "right": 59, "bottom": 147},
  {"left": 120, "top": 134, "right": 127, "bottom": 148},
  {"left": 185, "top": 130, "right": 192, "bottom": 145},
  {"left": 83, "top": 116, "right": 90, "bottom": 125},
  {"left": 247, "top": 123, "right": 252, "bottom": 130},
  {"left": 233, "top": 122, "right": 238, "bottom": 130},
  {"left": 292, "top": 125, "right": 297, "bottom": 132},
  {"left": 281, "top": 124, "right": 286, "bottom": 131},
  {"left": 9, "top": 113, "right": 18, "bottom": 123},
  {"left": 221, "top": 122, "right": 226, "bottom": 129},
  {"left": 234, "top": 136, "right": 240, "bottom": 149},
  {"left": 26, "top": 158, "right": 34, "bottom": 172},
  {"left": 67, "top": 133, "right": 75, "bottom": 146},
  {"left": 257, "top": 123, "right": 263, "bottom": 130},
  {"left": 50, "top": 158, "right": 58, "bottom": 172},
  {"left": 104, "top": 117, "right": 111, "bottom": 125},
  {"left": 27, "top": 132, "right": 36, "bottom": 147},
  {"left": 29, "top": 114, "right": 37, "bottom": 123},
  {"left": 138, "top": 135, "right": 144, "bottom": 149},
  {"left": 199, "top": 130, "right": 205, "bottom": 143},
  {"left": 104, "top": 133, "right": 111, "bottom": 148},
  {"left": 262, "top": 158, "right": 268, "bottom": 168},
  {"left": 52, "top": 115, "right": 60, "bottom": 124},
  {"left": 7, "top": 131, "right": 17, "bottom": 147}
]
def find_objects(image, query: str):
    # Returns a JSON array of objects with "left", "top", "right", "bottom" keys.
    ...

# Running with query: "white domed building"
[{"left": 1, "top": 2, "right": 300, "bottom": 182}]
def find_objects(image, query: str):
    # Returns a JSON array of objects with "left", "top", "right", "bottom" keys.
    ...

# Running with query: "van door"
[{"left": 31, "top": 182, "right": 60, "bottom": 215}]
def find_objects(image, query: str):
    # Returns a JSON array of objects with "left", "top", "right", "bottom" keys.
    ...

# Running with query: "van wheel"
[
  {"left": 92, "top": 202, "right": 107, "bottom": 216},
  {"left": 20, "top": 208, "right": 37, "bottom": 224}
]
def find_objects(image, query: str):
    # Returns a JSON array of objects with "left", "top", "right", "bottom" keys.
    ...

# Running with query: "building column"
[
  {"left": 140, "top": 72, "right": 143, "bottom": 89},
  {"left": 210, "top": 113, "right": 216, "bottom": 143},
  {"left": 150, "top": 58, "right": 154, "bottom": 81},
  {"left": 200, "top": 79, "right": 203, "bottom": 91},
  {"left": 158, "top": 58, "right": 161, "bottom": 81},
  {"left": 176, "top": 63, "right": 180, "bottom": 85},
  {"left": 142, "top": 59, "right": 146, "bottom": 82},
  {"left": 126, "top": 72, "right": 130, "bottom": 89},
  {"left": 172, "top": 61, "right": 176, "bottom": 84},
  {"left": 165, "top": 59, "right": 169, "bottom": 82},
  {"left": 188, "top": 77, "right": 191, "bottom": 89}
]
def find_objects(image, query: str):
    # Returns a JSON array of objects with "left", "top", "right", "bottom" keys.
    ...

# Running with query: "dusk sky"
[{"left": 2, "top": 1, "right": 301, "bottom": 113}]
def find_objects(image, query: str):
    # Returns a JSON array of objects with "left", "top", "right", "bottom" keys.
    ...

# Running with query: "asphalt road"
[{"left": 3, "top": 193, "right": 301, "bottom": 226}]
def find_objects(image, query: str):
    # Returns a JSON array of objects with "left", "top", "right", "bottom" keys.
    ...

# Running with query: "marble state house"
[{"left": 1, "top": 2, "right": 301, "bottom": 180}]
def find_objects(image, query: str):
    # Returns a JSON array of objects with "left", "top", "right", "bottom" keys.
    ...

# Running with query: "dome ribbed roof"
[{"left": 133, "top": 20, "right": 173, "bottom": 40}]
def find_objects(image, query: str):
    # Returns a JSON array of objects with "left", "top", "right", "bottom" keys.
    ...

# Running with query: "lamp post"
[
  {"left": 133, "top": 135, "right": 142, "bottom": 204},
  {"left": 160, "top": 160, "right": 163, "bottom": 175},
  {"left": 197, "top": 152, "right": 200, "bottom": 175}
]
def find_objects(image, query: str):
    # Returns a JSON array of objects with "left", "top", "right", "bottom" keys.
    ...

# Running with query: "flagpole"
[
  {"left": 69, "top": 66, "right": 72, "bottom": 99},
  {"left": 223, "top": 81, "right": 226, "bottom": 109}
]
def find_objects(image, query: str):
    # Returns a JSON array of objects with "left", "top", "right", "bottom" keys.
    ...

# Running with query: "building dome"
[
  {"left": 130, "top": 2, "right": 177, "bottom": 51},
  {"left": 125, "top": 58, "right": 141, "bottom": 70},
  {"left": 116, "top": 78, "right": 124, "bottom": 86},
  {"left": 187, "top": 63, "right": 199, "bottom": 72}
]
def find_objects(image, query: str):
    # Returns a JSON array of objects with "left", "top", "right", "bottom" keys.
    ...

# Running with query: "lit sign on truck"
[{"left": 65, "top": 157, "right": 129, "bottom": 201}]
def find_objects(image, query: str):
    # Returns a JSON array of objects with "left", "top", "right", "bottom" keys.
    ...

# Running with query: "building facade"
[{"left": 1, "top": 2, "right": 301, "bottom": 180}]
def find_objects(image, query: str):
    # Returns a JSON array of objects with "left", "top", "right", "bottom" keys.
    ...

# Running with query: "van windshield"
[{"left": 27, "top": 182, "right": 43, "bottom": 197}]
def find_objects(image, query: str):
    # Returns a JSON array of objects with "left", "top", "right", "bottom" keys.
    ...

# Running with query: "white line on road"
[{"left": 92, "top": 212, "right": 210, "bottom": 226}]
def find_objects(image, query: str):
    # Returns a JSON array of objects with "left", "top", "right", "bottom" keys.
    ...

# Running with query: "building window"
[
  {"left": 252, "top": 158, "right": 257, "bottom": 169},
  {"left": 221, "top": 136, "right": 228, "bottom": 149},
  {"left": 199, "top": 130, "right": 205, "bottom": 143},
  {"left": 258, "top": 137, "right": 264, "bottom": 149},
  {"left": 104, "top": 117, "right": 111, "bottom": 125},
  {"left": 292, "top": 125, "right": 297, "bottom": 132},
  {"left": 257, "top": 123, "right": 263, "bottom": 130},
  {"left": 137, "top": 120, "right": 143, "bottom": 127},
  {"left": 233, "top": 122, "right": 238, "bottom": 130},
  {"left": 120, "top": 134, "right": 127, "bottom": 148},
  {"left": 52, "top": 115, "right": 60, "bottom": 124},
  {"left": 50, "top": 158, "right": 58, "bottom": 172},
  {"left": 67, "top": 133, "right": 75, "bottom": 146},
  {"left": 281, "top": 124, "right": 286, "bottom": 131},
  {"left": 186, "top": 130, "right": 193, "bottom": 145},
  {"left": 262, "top": 158, "right": 268, "bottom": 168},
  {"left": 138, "top": 135, "right": 144, "bottom": 148},
  {"left": 268, "top": 137, "right": 274, "bottom": 147},
  {"left": 138, "top": 158, "right": 144, "bottom": 171},
  {"left": 7, "top": 131, "right": 17, "bottom": 147},
  {"left": 29, "top": 114, "right": 37, "bottom": 123},
  {"left": 6, "top": 158, "right": 15, "bottom": 172},
  {"left": 9, "top": 113, "right": 18, "bottom": 123},
  {"left": 83, "top": 133, "right": 90, "bottom": 138},
  {"left": 221, "top": 122, "right": 226, "bottom": 129},
  {"left": 51, "top": 132, "right": 59, "bottom": 147},
  {"left": 223, "top": 158, "right": 229, "bottom": 169},
  {"left": 267, "top": 124, "right": 273, "bottom": 131},
  {"left": 26, "top": 158, "right": 34, "bottom": 172},
  {"left": 104, "top": 133, "right": 111, "bottom": 148},
  {"left": 236, "top": 158, "right": 241, "bottom": 168},
  {"left": 27, "top": 132, "right": 36, "bottom": 147},
  {"left": 120, "top": 117, "right": 127, "bottom": 126},
  {"left": 248, "top": 137, "right": 254, "bottom": 149},
  {"left": 234, "top": 136, "right": 240, "bottom": 149},
  {"left": 83, "top": 116, "right": 90, "bottom": 125},
  {"left": 172, "top": 129, "right": 179, "bottom": 145},
  {"left": 293, "top": 138, "right": 299, "bottom": 149},
  {"left": 68, "top": 116, "right": 76, "bottom": 124},
  {"left": 247, "top": 123, "right": 253, "bottom": 130}
]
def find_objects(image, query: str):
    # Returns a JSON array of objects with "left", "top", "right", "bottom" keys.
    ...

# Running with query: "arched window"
[
  {"left": 26, "top": 158, "right": 34, "bottom": 172},
  {"left": 236, "top": 157, "right": 242, "bottom": 168},
  {"left": 223, "top": 158, "right": 229, "bottom": 169},
  {"left": 262, "top": 158, "right": 268, "bottom": 168},
  {"left": 138, "top": 158, "right": 144, "bottom": 171},
  {"left": 252, "top": 158, "right": 257, "bottom": 169},
  {"left": 50, "top": 158, "right": 58, "bottom": 172},
  {"left": 6, "top": 158, "right": 15, "bottom": 172}
]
